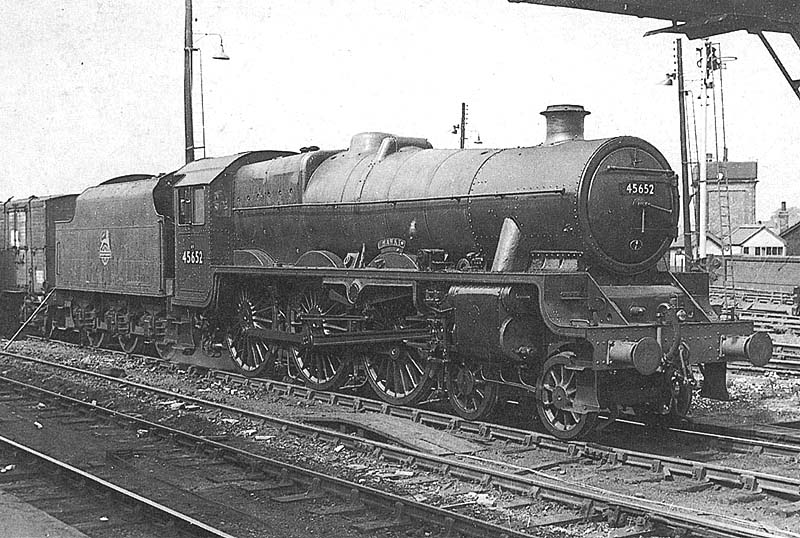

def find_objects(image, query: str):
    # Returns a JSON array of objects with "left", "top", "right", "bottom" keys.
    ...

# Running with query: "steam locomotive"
[{"left": 2, "top": 105, "right": 772, "bottom": 439}]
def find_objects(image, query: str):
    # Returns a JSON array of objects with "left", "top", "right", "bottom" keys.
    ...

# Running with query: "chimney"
[
  {"left": 540, "top": 105, "right": 590, "bottom": 145},
  {"left": 779, "top": 201, "right": 789, "bottom": 232}
]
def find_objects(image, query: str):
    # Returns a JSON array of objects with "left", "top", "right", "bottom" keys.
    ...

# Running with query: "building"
[
  {"left": 670, "top": 226, "right": 785, "bottom": 271},
  {"left": 669, "top": 233, "right": 722, "bottom": 271},
  {"left": 781, "top": 218, "right": 800, "bottom": 255},
  {"left": 729, "top": 224, "right": 785, "bottom": 256},
  {"left": 694, "top": 160, "right": 758, "bottom": 237}
]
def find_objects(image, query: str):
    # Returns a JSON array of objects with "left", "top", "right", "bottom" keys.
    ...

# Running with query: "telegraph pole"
[
  {"left": 676, "top": 39, "right": 693, "bottom": 262},
  {"left": 184, "top": 0, "right": 195, "bottom": 163}
]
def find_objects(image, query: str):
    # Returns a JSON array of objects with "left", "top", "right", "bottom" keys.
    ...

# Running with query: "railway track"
[
  {"left": 0, "top": 368, "right": 528, "bottom": 537},
  {"left": 8, "top": 337, "right": 800, "bottom": 480},
  {"left": 729, "top": 342, "right": 800, "bottom": 375},
  {"left": 0, "top": 433, "right": 237, "bottom": 537},
  {"left": 2, "top": 342, "right": 800, "bottom": 537},
  {"left": 671, "top": 301, "right": 800, "bottom": 374},
  {"left": 739, "top": 310, "right": 800, "bottom": 334},
  {"left": 710, "top": 287, "right": 795, "bottom": 308},
  {"left": 10, "top": 334, "right": 800, "bottom": 455}
]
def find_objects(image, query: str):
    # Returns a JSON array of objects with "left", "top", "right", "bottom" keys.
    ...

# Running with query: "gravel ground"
[
  {"left": 694, "top": 372, "right": 800, "bottom": 425},
  {"left": 3, "top": 337, "right": 800, "bottom": 536},
  {"left": 1, "top": 339, "right": 586, "bottom": 536}
]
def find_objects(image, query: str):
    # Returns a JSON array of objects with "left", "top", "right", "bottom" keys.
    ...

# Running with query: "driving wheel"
[
  {"left": 225, "top": 287, "right": 281, "bottom": 378},
  {"left": 362, "top": 304, "right": 433, "bottom": 405},
  {"left": 286, "top": 288, "right": 350, "bottom": 390}
]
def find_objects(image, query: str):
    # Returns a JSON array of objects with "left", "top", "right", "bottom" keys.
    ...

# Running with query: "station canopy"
[{"left": 509, "top": 1, "right": 800, "bottom": 100}]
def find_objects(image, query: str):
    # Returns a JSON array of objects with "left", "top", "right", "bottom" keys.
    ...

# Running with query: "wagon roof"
[{"left": 170, "top": 151, "right": 295, "bottom": 187}]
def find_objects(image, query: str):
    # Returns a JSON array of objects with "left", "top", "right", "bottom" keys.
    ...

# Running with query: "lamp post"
[
  {"left": 451, "top": 102, "right": 483, "bottom": 149},
  {"left": 184, "top": 0, "right": 230, "bottom": 163},
  {"left": 192, "top": 33, "right": 229, "bottom": 159}
]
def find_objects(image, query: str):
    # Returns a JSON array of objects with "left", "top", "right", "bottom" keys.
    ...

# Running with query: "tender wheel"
[
  {"left": 118, "top": 334, "right": 141, "bottom": 354},
  {"left": 287, "top": 289, "right": 350, "bottom": 391},
  {"left": 19, "top": 300, "right": 47, "bottom": 336},
  {"left": 154, "top": 340, "right": 173, "bottom": 360},
  {"left": 83, "top": 327, "right": 106, "bottom": 349},
  {"left": 150, "top": 313, "right": 174, "bottom": 360},
  {"left": 446, "top": 362, "right": 500, "bottom": 420},
  {"left": 225, "top": 288, "right": 280, "bottom": 378},
  {"left": 536, "top": 353, "right": 598, "bottom": 440},
  {"left": 362, "top": 304, "right": 433, "bottom": 406}
]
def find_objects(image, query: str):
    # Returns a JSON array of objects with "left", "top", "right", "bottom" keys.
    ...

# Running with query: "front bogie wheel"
[
  {"left": 446, "top": 362, "right": 501, "bottom": 420},
  {"left": 536, "top": 353, "right": 599, "bottom": 440}
]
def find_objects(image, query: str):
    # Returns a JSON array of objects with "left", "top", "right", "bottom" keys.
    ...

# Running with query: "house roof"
[
  {"left": 730, "top": 225, "right": 762, "bottom": 245},
  {"left": 729, "top": 224, "right": 785, "bottom": 246},
  {"left": 781, "top": 219, "right": 800, "bottom": 238}
]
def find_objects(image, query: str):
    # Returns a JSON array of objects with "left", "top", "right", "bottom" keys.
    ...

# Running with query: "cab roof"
[{"left": 171, "top": 151, "right": 295, "bottom": 188}]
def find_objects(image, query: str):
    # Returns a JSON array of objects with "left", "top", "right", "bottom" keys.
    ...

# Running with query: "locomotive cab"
[{"left": 169, "top": 151, "right": 294, "bottom": 308}]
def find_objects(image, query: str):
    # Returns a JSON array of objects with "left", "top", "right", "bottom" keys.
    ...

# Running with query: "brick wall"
[
  {"left": 694, "top": 161, "right": 758, "bottom": 238},
  {"left": 783, "top": 227, "right": 800, "bottom": 255},
  {"left": 707, "top": 178, "right": 757, "bottom": 236}
]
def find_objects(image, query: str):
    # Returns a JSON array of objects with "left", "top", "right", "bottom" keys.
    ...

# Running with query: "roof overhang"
[
  {"left": 508, "top": 1, "right": 800, "bottom": 36},
  {"left": 509, "top": 1, "right": 800, "bottom": 100}
]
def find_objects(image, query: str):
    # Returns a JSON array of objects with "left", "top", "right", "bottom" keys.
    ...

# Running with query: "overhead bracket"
[{"left": 757, "top": 30, "right": 800, "bottom": 101}]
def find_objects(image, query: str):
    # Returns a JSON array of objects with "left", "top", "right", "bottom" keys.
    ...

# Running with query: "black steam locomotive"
[{"left": 3, "top": 105, "right": 771, "bottom": 439}]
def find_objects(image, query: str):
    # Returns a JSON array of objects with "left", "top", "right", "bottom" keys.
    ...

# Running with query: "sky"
[{"left": 1, "top": 0, "right": 799, "bottom": 221}]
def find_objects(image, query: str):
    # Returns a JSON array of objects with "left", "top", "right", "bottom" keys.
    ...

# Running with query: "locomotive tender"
[{"left": 29, "top": 105, "right": 773, "bottom": 439}]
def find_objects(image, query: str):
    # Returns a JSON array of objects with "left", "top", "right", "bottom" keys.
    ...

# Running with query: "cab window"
[
  {"left": 178, "top": 187, "right": 205, "bottom": 225},
  {"left": 193, "top": 187, "right": 205, "bottom": 224}
]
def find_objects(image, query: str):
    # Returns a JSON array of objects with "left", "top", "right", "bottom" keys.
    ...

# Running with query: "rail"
[
  {"left": 3, "top": 345, "right": 800, "bottom": 537},
  {"left": 710, "top": 286, "right": 794, "bottom": 307},
  {"left": 0, "top": 433, "right": 237, "bottom": 538}
]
